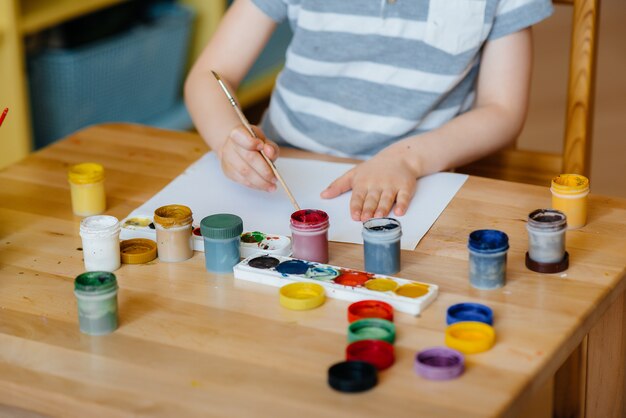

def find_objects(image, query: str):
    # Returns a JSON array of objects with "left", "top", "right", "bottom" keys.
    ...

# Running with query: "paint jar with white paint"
[
  {"left": 153, "top": 205, "right": 194, "bottom": 262},
  {"left": 80, "top": 215, "right": 121, "bottom": 272},
  {"left": 74, "top": 271, "right": 118, "bottom": 335},
  {"left": 525, "top": 209, "right": 569, "bottom": 273}
]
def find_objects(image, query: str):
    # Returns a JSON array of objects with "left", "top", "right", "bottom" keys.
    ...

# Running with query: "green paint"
[{"left": 241, "top": 231, "right": 266, "bottom": 243}]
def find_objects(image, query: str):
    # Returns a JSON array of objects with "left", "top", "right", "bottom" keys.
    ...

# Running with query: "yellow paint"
[
  {"left": 124, "top": 218, "right": 152, "bottom": 228},
  {"left": 364, "top": 278, "right": 398, "bottom": 292},
  {"left": 68, "top": 163, "right": 106, "bottom": 216},
  {"left": 551, "top": 174, "right": 589, "bottom": 229},
  {"left": 395, "top": 283, "right": 429, "bottom": 298},
  {"left": 154, "top": 205, "right": 193, "bottom": 228},
  {"left": 445, "top": 322, "right": 495, "bottom": 354}
]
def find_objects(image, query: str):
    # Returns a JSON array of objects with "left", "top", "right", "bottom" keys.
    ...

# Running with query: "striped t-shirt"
[{"left": 252, "top": 0, "right": 553, "bottom": 158}]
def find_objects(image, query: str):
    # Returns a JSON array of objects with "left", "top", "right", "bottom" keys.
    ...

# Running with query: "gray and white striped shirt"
[{"left": 252, "top": 0, "right": 553, "bottom": 158}]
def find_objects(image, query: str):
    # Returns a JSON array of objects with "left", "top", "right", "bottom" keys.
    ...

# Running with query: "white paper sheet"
[{"left": 124, "top": 152, "right": 467, "bottom": 250}]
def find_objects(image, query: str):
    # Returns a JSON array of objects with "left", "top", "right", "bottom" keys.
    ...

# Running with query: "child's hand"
[
  {"left": 219, "top": 125, "right": 280, "bottom": 192},
  {"left": 321, "top": 146, "right": 419, "bottom": 221}
]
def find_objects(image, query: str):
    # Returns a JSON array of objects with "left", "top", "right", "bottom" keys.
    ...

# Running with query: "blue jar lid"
[
  {"left": 468, "top": 229, "right": 509, "bottom": 253},
  {"left": 446, "top": 303, "right": 494, "bottom": 325}
]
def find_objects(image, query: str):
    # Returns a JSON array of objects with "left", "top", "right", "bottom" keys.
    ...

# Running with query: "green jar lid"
[
  {"left": 74, "top": 271, "right": 118, "bottom": 294},
  {"left": 200, "top": 214, "right": 244, "bottom": 240},
  {"left": 348, "top": 318, "right": 396, "bottom": 344}
]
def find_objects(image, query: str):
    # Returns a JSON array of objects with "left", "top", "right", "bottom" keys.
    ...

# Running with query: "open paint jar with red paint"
[{"left": 290, "top": 209, "right": 329, "bottom": 263}]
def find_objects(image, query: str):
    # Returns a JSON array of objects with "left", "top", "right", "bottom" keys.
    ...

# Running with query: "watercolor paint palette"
[
  {"left": 120, "top": 216, "right": 291, "bottom": 256},
  {"left": 234, "top": 255, "right": 438, "bottom": 316}
]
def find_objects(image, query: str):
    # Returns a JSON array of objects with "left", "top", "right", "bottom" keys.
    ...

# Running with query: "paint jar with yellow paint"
[
  {"left": 68, "top": 163, "right": 106, "bottom": 216},
  {"left": 551, "top": 174, "right": 589, "bottom": 229},
  {"left": 154, "top": 205, "right": 194, "bottom": 262}
]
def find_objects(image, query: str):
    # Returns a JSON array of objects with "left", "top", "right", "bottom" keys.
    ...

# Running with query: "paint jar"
[
  {"left": 200, "top": 214, "right": 243, "bottom": 273},
  {"left": 68, "top": 163, "right": 106, "bottom": 216},
  {"left": 362, "top": 217, "right": 402, "bottom": 275},
  {"left": 74, "top": 271, "right": 119, "bottom": 335},
  {"left": 467, "top": 230, "right": 509, "bottom": 290},
  {"left": 551, "top": 174, "right": 589, "bottom": 229},
  {"left": 290, "top": 209, "right": 329, "bottom": 263},
  {"left": 526, "top": 209, "right": 569, "bottom": 273},
  {"left": 80, "top": 215, "right": 121, "bottom": 272},
  {"left": 154, "top": 205, "right": 193, "bottom": 262}
]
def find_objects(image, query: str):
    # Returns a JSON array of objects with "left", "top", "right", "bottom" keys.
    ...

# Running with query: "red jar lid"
[
  {"left": 348, "top": 300, "right": 394, "bottom": 323},
  {"left": 346, "top": 340, "right": 395, "bottom": 371}
]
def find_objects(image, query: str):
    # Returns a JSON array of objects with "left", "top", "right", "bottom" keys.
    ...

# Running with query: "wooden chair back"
[{"left": 458, "top": 0, "right": 600, "bottom": 185}]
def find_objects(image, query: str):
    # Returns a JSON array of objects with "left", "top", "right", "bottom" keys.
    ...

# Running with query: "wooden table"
[{"left": 1, "top": 124, "right": 625, "bottom": 418}]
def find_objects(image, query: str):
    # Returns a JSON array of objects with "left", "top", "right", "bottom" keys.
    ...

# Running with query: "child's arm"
[
  {"left": 185, "top": 0, "right": 279, "bottom": 192},
  {"left": 322, "top": 28, "right": 534, "bottom": 222}
]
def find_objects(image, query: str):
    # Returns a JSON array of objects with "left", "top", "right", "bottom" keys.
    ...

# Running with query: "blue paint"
[
  {"left": 362, "top": 218, "right": 402, "bottom": 275},
  {"left": 467, "top": 230, "right": 509, "bottom": 289},
  {"left": 304, "top": 266, "right": 340, "bottom": 281},
  {"left": 276, "top": 260, "right": 311, "bottom": 275},
  {"left": 200, "top": 214, "right": 243, "bottom": 274},
  {"left": 446, "top": 303, "right": 494, "bottom": 325}
]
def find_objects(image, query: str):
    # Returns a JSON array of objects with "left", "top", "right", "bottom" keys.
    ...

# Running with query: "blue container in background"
[{"left": 28, "top": 3, "right": 194, "bottom": 149}]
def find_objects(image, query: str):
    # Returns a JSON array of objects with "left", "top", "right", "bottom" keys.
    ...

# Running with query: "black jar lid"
[
  {"left": 327, "top": 361, "right": 378, "bottom": 393},
  {"left": 525, "top": 252, "right": 569, "bottom": 273}
]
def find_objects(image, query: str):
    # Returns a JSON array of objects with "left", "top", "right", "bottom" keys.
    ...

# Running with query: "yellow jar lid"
[
  {"left": 551, "top": 174, "right": 589, "bottom": 194},
  {"left": 68, "top": 163, "right": 104, "bottom": 184},
  {"left": 445, "top": 321, "right": 495, "bottom": 354},
  {"left": 120, "top": 238, "right": 157, "bottom": 264},
  {"left": 279, "top": 282, "right": 325, "bottom": 311}
]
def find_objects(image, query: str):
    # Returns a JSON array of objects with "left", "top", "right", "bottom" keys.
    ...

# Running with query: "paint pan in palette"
[
  {"left": 234, "top": 255, "right": 438, "bottom": 316},
  {"left": 120, "top": 216, "right": 291, "bottom": 255}
]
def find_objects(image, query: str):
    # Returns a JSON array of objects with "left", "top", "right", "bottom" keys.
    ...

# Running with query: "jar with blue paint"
[
  {"left": 200, "top": 214, "right": 243, "bottom": 273},
  {"left": 467, "top": 229, "right": 509, "bottom": 290},
  {"left": 362, "top": 218, "right": 402, "bottom": 275}
]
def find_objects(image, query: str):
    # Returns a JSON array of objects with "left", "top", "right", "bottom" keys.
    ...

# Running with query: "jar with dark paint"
[
  {"left": 467, "top": 230, "right": 509, "bottom": 290},
  {"left": 527, "top": 209, "right": 567, "bottom": 263},
  {"left": 290, "top": 209, "right": 329, "bottom": 263},
  {"left": 200, "top": 214, "right": 244, "bottom": 273},
  {"left": 74, "top": 271, "right": 119, "bottom": 335},
  {"left": 362, "top": 218, "right": 402, "bottom": 275}
]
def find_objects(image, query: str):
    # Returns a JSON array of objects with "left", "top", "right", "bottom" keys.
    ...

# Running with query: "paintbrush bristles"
[{"left": 211, "top": 70, "right": 301, "bottom": 212}]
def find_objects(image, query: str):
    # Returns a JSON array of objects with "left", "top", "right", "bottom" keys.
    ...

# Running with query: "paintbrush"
[
  {"left": 212, "top": 70, "right": 300, "bottom": 211},
  {"left": 0, "top": 108, "right": 8, "bottom": 127}
]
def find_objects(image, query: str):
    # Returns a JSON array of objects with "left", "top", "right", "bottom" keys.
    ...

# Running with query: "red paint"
[
  {"left": 334, "top": 270, "right": 373, "bottom": 287},
  {"left": 290, "top": 209, "right": 329, "bottom": 229},
  {"left": 192, "top": 227, "right": 202, "bottom": 236},
  {"left": 348, "top": 300, "right": 394, "bottom": 323},
  {"left": 0, "top": 108, "right": 8, "bottom": 127},
  {"left": 346, "top": 340, "right": 395, "bottom": 371},
  {"left": 290, "top": 209, "right": 329, "bottom": 263}
]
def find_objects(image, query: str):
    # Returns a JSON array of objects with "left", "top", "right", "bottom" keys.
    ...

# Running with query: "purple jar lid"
[{"left": 415, "top": 347, "right": 465, "bottom": 380}]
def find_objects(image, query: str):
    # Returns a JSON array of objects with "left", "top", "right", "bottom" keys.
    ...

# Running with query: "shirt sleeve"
[
  {"left": 250, "top": 0, "right": 288, "bottom": 22},
  {"left": 488, "top": 0, "right": 554, "bottom": 40}
]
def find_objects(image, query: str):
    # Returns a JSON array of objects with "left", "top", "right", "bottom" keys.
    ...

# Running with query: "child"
[{"left": 185, "top": 0, "right": 553, "bottom": 221}]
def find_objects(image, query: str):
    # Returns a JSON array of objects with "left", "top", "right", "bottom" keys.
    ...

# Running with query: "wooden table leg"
[
  {"left": 585, "top": 290, "right": 626, "bottom": 418},
  {"left": 554, "top": 339, "right": 587, "bottom": 418}
]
